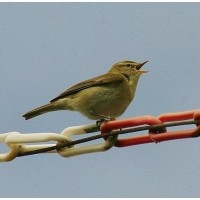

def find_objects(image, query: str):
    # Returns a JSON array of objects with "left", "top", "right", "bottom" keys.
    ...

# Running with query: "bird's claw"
[{"left": 96, "top": 117, "right": 115, "bottom": 128}]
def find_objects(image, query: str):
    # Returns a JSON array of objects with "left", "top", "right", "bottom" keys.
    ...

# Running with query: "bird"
[{"left": 22, "top": 60, "right": 148, "bottom": 120}]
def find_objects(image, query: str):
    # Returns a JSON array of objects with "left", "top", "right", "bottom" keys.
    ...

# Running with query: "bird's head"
[{"left": 109, "top": 60, "right": 148, "bottom": 79}]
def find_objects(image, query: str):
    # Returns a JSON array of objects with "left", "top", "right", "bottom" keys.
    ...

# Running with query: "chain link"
[{"left": 0, "top": 109, "right": 200, "bottom": 162}]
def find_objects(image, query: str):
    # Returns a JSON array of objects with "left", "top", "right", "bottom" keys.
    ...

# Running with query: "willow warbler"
[{"left": 23, "top": 60, "right": 148, "bottom": 120}]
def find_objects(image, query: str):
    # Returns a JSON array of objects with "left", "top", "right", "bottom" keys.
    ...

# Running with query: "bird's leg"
[
  {"left": 95, "top": 114, "right": 113, "bottom": 120},
  {"left": 90, "top": 112, "right": 115, "bottom": 127},
  {"left": 96, "top": 118, "right": 108, "bottom": 128},
  {"left": 96, "top": 117, "right": 116, "bottom": 128}
]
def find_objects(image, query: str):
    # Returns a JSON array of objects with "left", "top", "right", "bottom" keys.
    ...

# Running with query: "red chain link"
[{"left": 100, "top": 109, "right": 200, "bottom": 147}]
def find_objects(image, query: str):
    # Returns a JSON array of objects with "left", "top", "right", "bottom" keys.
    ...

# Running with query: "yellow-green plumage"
[{"left": 23, "top": 60, "right": 148, "bottom": 120}]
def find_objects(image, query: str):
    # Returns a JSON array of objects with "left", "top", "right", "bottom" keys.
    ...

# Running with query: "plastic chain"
[
  {"left": 0, "top": 124, "right": 117, "bottom": 162},
  {"left": 0, "top": 109, "right": 200, "bottom": 162},
  {"left": 100, "top": 109, "right": 200, "bottom": 147}
]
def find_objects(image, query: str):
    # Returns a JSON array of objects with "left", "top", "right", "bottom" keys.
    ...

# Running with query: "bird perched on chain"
[{"left": 23, "top": 60, "right": 148, "bottom": 120}]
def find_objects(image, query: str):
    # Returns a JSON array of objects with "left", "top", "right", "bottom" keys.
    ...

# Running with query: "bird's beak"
[{"left": 136, "top": 61, "right": 148, "bottom": 73}]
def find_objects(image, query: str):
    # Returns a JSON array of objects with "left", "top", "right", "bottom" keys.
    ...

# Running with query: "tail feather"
[{"left": 23, "top": 103, "right": 57, "bottom": 120}]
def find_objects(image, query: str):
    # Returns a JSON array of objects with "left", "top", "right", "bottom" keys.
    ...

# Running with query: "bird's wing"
[{"left": 50, "top": 73, "right": 124, "bottom": 102}]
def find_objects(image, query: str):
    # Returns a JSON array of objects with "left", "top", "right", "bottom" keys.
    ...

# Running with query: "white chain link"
[{"left": 0, "top": 123, "right": 117, "bottom": 162}]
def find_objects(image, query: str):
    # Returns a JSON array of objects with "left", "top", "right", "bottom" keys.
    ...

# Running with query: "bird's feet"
[
  {"left": 89, "top": 111, "right": 115, "bottom": 127},
  {"left": 95, "top": 117, "right": 115, "bottom": 128}
]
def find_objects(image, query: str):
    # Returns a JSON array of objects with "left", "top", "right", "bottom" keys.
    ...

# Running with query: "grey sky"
[{"left": 0, "top": 3, "right": 200, "bottom": 197}]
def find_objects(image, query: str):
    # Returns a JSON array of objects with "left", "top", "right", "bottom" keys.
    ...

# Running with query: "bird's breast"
[{"left": 66, "top": 81, "right": 135, "bottom": 119}]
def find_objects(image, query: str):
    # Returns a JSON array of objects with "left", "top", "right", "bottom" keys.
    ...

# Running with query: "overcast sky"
[{"left": 0, "top": 3, "right": 200, "bottom": 197}]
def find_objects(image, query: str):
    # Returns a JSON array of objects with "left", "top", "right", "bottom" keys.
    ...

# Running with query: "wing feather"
[{"left": 50, "top": 73, "right": 124, "bottom": 102}]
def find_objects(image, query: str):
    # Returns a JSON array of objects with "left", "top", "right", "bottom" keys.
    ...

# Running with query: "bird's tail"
[{"left": 22, "top": 103, "right": 58, "bottom": 120}]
